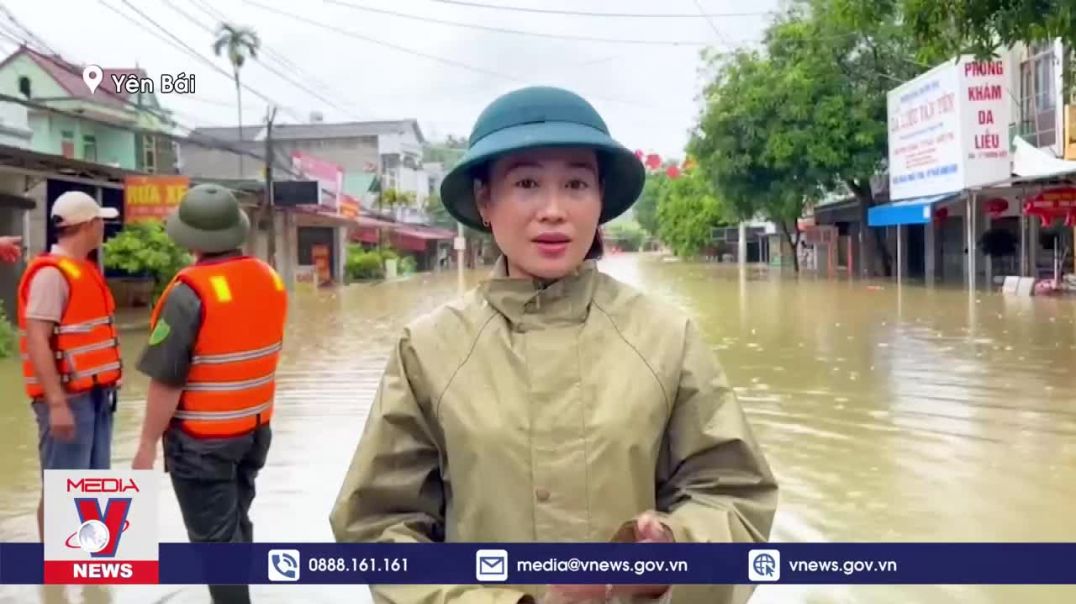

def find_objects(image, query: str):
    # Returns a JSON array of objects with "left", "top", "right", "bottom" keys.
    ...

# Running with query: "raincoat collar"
[{"left": 481, "top": 256, "right": 598, "bottom": 329}]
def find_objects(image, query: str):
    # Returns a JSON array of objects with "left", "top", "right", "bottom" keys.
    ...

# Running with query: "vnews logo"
[{"left": 44, "top": 470, "right": 159, "bottom": 584}]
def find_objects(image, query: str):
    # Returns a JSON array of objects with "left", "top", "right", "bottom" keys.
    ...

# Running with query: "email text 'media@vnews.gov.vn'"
[{"left": 515, "top": 558, "right": 690, "bottom": 576}]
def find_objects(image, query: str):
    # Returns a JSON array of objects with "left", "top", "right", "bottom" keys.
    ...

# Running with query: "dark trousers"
[{"left": 164, "top": 424, "right": 272, "bottom": 604}]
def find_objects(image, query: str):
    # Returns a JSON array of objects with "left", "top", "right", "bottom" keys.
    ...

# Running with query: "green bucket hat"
[
  {"left": 165, "top": 183, "right": 250, "bottom": 254},
  {"left": 440, "top": 86, "right": 645, "bottom": 232}
]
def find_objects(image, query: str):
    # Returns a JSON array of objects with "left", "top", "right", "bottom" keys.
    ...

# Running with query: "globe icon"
[{"left": 77, "top": 520, "right": 110, "bottom": 554}]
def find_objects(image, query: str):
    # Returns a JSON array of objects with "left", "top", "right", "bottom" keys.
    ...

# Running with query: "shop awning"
[{"left": 867, "top": 192, "right": 960, "bottom": 227}]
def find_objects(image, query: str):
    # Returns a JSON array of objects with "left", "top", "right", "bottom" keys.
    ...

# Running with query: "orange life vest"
[
  {"left": 150, "top": 256, "right": 287, "bottom": 438},
  {"left": 17, "top": 254, "right": 122, "bottom": 399}
]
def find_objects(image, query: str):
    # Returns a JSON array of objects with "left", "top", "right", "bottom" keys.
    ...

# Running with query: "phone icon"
[{"left": 268, "top": 549, "right": 301, "bottom": 582}]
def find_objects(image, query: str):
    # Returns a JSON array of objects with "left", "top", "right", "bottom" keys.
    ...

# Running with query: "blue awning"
[{"left": 867, "top": 192, "right": 960, "bottom": 227}]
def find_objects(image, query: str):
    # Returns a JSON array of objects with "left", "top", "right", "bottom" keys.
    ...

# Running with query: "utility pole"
[{"left": 264, "top": 105, "right": 278, "bottom": 269}]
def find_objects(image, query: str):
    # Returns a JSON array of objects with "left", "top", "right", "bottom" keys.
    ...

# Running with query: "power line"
[
  {"left": 155, "top": 0, "right": 355, "bottom": 116},
  {"left": 181, "top": 0, "right": 374, "bottom": 118},
  {"left": 427, "top": 0, "right": 775, "bottom": 19},
  {"left": 171, "top": 0, "right": 372, "bottom": 118},
  {"left": 0, "top": 2, "right": 60, "bottom": 55},
  {"left": 246, "top": 0, "right": 680, "bottom": 112},
  {"left": 0, "top": 91, "right": 276, "bottom": 165},
  {"left": 100, "top": 0, "right": 303, "bottom": 121},
  {"left": 324, "top": 0, "right": 714, "bottom": 47},
  {"left": 692, "top": 0, "right": 737, "bottom": 50}
]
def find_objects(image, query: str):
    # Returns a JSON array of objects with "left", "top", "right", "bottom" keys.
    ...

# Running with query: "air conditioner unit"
[{"left": 1066, "top": 104, "right": 1076, "bottom": 160}]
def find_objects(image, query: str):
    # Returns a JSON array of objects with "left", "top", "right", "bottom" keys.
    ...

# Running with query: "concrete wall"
[{"left": 0, "top": 100, "right": 31, "bottom": 147}]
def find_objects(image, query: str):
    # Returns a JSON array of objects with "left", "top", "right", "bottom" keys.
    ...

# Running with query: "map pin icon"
[{"left": 83, "top": 65, "right": 102, "bottom": 94}]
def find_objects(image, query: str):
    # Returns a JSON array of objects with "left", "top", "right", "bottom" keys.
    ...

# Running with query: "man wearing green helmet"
[
  {"left": 331, "top": 86, "right": 778, "bottom": 603},
  {"left": 133, "top": 183, "right": 288, "bottom": 604}
]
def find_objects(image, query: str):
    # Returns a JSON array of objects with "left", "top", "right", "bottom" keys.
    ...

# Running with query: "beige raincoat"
[{"left": 330, "top": 259, "right": 779, "bottom": 603}]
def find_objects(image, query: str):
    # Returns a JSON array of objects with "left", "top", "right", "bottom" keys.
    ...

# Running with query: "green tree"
[
  {"left": 633, "top": 172, "right": 667, "bottom": 237},
  {"left": 693, "top": 0, "right": 931, "bottom": 275},
  {"left": 102, "top": 222, "right": 193, "bottom": 299},
  {"left": 0, "top": 305, "right": 15, "bottom": 359},
  {"left": 894, "top": 0, "right": 1075, "bottom": 68},
  {"left": 656, "top": 167, "right": 730, "bottom": 258},
  {"left": 604, "top": 220, "right": 648, "bottom": 252},
  {"left": 213, "top": 23, "right": 260, "bottom": 175}
]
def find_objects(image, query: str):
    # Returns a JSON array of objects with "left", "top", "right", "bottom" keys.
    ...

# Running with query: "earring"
[{"left": 482, "top": 218, "right": 490, "bottom": 228}]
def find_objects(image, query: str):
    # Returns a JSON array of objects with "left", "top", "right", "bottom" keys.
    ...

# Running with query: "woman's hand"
[{"left": 544, "top": 511, "right": 675, "bottom": 602}]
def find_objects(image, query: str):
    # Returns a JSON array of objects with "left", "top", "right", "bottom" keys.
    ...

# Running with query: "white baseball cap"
[{"left": 51, "top": 191, "right": 119, "bottom": 227}]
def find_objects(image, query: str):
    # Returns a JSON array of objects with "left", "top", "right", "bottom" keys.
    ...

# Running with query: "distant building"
[
  {"left": 0, "top": 45, "right": 177, "bottom": 172},
  {"left": 183, "top": 119, "right": 431, "bottom": 220}
]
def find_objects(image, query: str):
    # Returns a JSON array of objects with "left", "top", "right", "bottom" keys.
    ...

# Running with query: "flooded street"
[{"left": 2, "top": 252, "right": 1076, "bottom": 603}]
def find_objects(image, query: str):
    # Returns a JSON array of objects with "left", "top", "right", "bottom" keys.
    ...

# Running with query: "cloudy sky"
[{"left": 0, "top": 0, "right": 781, "bottom": 158}]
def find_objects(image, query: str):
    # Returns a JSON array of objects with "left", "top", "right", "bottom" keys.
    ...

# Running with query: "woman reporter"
[{"left": 330, "top": 86, "right": 778, "bottom": 604}]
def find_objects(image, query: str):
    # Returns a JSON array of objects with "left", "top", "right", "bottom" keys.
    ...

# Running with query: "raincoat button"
[{"left": 535, "top": 488, "right": 551, "bottom": 502}]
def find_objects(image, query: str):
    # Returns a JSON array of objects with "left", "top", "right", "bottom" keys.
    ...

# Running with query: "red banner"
[{"left": 1024, "top": 187, "right": 1076, "bottom": 226}]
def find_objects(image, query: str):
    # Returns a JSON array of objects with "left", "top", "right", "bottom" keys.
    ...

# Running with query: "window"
[
  {"left": 142, "top": 135, "right": 157, "bottom": 173},
  {"left": 60, "top": 130, "right": 74, "bottom": 158},
  {"left": 82, "top": 135, "right": 97, "bottom": 162},
  {"left": 18, "top": 76, "right": 31, "bottom": 98},
  {"left": 1019, "top": 42, "right": 1058, "bottom": 148}
]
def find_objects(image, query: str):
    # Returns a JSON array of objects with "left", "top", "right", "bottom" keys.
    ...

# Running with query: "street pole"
[{"left": 264, "top": 106, "right": 278, "bottom": 270}]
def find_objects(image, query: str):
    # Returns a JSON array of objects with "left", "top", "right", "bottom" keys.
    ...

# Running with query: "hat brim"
[
  {"left": 440, "top": 121, "right": 645, "bottom": 232},
  {"left": 165, "top": 209, "right": 250, "bottom": 254}
]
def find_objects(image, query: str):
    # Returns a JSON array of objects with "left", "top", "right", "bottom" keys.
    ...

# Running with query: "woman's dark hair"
[{"left": 585, "top": 230, "right": 604, "bottom": 260}]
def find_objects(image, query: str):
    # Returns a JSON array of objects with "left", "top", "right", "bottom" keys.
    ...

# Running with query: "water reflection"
[{"left": 2, "top": 253, "right": 1076, "bottom": 603}]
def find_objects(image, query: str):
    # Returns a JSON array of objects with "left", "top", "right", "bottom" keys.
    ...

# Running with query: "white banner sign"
[{"left": 888, "top": 56, "right": 1012, "bottom": 200}]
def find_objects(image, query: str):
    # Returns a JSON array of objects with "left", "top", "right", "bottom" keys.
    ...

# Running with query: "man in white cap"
[{"left": 16, "top": 190, "right": 122, "bottom": 540}]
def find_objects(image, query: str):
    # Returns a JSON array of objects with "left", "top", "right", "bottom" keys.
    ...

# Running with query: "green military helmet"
[
  {"left": 439, "top": 86, "right": 645, "bottom": 232},
  {"left": 165, "top": 183, "right": 250, "bottom": 253}
]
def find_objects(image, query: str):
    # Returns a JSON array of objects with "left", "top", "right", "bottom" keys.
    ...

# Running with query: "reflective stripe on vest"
[
  {"left": 17, "top": 254, "right": 122, "bottom": 398},
  {"left": 152, "top": 256, "right": 287, "bottom": 438},
  {"left": 174, "top": 400, "right": 273, "bottom": 421},
  {"left": 191, "top": 342, "right": 283, "bottom": 366},
  {"left": 184, "top": 372, "right": 275, "bottom": 393}
]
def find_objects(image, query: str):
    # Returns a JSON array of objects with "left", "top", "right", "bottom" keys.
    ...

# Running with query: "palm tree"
[{"left": 213, "top": 24, "right": 260, "bottom": 175}]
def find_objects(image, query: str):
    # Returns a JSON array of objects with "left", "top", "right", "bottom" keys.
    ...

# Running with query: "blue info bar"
[{"left": 4, "top": 543, "right": 1076, "bottom": 585}]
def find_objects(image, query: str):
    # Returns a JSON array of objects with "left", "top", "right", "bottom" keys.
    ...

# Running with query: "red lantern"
[
  {"left": 933, "top": 207, "right": 949, "bottom": 223},
  {"left": 666, "top": 165, "right": 681, "bottom": 179},
  {"left": 645, "top": 153, "right": 662, "bottom": 170},
  {"left": 984, "top": 198, "right": 1009, "bottom": 217}
]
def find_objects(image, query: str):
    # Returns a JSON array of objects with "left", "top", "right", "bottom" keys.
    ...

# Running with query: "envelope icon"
[{"left": 476, "top": 549, "right": 508, "bottom": 582}]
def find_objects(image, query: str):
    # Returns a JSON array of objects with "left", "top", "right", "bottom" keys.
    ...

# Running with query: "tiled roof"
[{"left": 18, "top": 47, "right": 130, "bottom": 109}]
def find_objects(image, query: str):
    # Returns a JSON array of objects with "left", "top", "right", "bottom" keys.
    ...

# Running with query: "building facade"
[{"left": 0, "top": 46, "right": 176, "bottom": 173}]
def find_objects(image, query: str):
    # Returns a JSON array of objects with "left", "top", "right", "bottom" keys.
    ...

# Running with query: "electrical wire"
[
  {"left": 323, "top": 0, "right": 715, "bottom": 47},
  {"left": 427, "top": 0, "right": 775, "bottom": 19},
  {"left": 171, "top": 0, "right": 372, "bottom": 117},
  {"left": 101, "top": 0, "right": 303, "bottom": 121},
  {"left": 246, "top": 0, "right": 682, "bottom": 112}
]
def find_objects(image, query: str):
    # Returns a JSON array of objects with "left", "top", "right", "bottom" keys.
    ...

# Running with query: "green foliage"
[
  {"left": 655, "top": 168, "right": 730, "bottom": 258},
  {"left": 0, "top": 305, "right": 15, "bottom": 359},
  {"left": 691, "top": 0, "right": 930, "bottom": 272},
  {"left": 346, "top": 246, "right": 384, "bottom": 280},
  {"left": 102, "top": 222, "right": 192, "bottom": 296},
  {"left": 345, "top": 246, "right": 414, "bottom": 280},
  {"left": 425, "top": 192, "right": 457, "bottom": 230},
  {"left": 894, "top": 0, "right": 1075, "bottom": 66},
  {"left": 604, "top": 220, "right": 648, "bottom": 252},
  {"left": 633, "top": 173, "right": 666, "bottom": 236}
]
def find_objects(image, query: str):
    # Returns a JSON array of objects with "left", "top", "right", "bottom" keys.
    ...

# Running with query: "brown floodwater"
[{"left": 2, "top": 253, "right": 1075, "bottom": 603}]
